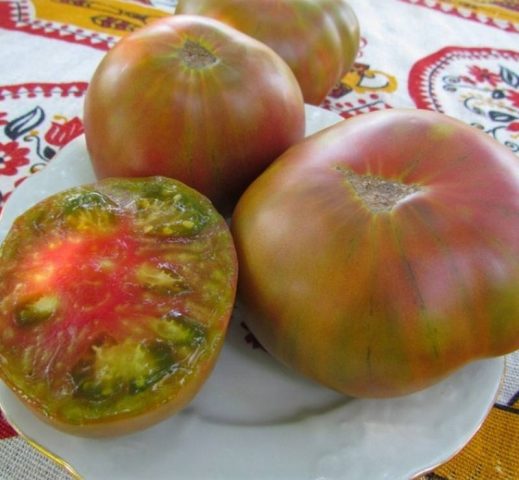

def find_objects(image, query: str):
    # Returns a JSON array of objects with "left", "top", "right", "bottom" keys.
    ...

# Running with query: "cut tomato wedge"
[{"left": 0, "top": 177, "right": 238, "bottom": 436}]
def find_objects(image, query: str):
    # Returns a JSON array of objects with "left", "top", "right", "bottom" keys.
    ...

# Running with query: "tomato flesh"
[{"left": 0, "top": 177, "right": 237, "bottom": 433}]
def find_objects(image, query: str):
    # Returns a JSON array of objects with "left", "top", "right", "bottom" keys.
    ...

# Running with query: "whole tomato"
[
  {"left": 175, "top": 0, "right": 360, "bottom": 105},
  {"left": 0, "top": 177, "right": 237, "bottom": 436},
  {"left": 83, "top": 15, "right": 305, "bottom": 213},
  {"left": 232, "top": 109, "right": 519, "bottom": 398}
]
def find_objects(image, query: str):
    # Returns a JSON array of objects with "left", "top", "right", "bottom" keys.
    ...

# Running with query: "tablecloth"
[{"left": 0, "top": 0, "right": 518, "bottom": 478}]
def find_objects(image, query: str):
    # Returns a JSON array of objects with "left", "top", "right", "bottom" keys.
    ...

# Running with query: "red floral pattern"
[
  {"left": 0, "top": 413, "right": 17, "bottom": 440},
  {"left": 409, "top": 47, "right": 519, "bottom": 152},
  {"left": 508, "top": 89, "right": 519, "bottom": 108},
  {"left": 0, "top": 0, "right": 166, "bottom": 51},
  {"left": 398, "top": 0, "right": 519, "bottom": 33},
  {"left": 468, "top": 65, "right": 502, "bottom": 87},
  {"left": 0, "top": 82, "right": 88, "bottom": 215},
  {"left": 0, "top": 141, "right": 30, "bottom": 176},
  {"left": 44, "top": 117, "right": 83, "bottom": 147}
]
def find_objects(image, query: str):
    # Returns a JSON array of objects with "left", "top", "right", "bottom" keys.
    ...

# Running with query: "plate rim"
[{"left": 0, "top": 356, "right": 506, "bottom": 480}]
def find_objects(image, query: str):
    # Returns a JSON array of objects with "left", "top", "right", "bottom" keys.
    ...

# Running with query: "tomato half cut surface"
[{"left": 0, "top": 177, "right": 238, "bottom": 436}]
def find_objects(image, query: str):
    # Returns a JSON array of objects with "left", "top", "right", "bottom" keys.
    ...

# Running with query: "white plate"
[{"left": 0, "top": 105, "right": 505, "bottom": 480}]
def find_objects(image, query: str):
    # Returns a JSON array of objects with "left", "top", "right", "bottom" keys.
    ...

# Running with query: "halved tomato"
[{"left": 0, "top": 177, "right": 237, "bottom": 436}]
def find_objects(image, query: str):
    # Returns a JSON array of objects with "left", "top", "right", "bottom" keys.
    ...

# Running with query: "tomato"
[
  {"left": 83, "top": 15, "right": 305, "bottom": 214},
  {"left": 0, "top": 177, "right": 237, "bottom": 436},
  {"left": 232, "top": 109, "right": 519, "bottom": 398},
  {"left": 175, "top": 0, "right": 360, "bottom": 105}
]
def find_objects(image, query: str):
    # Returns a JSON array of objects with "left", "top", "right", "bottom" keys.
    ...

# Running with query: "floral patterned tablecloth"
[{"left": 0, "top": 0, "right": 518, "bottom": 478}]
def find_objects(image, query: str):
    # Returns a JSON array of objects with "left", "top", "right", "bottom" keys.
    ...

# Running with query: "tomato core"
[
  {"left": 336, "top": 166, "right": 422, "bottom": 213},
  {"left": 180, "top": 40, "right": 218, "bottom": 69}
]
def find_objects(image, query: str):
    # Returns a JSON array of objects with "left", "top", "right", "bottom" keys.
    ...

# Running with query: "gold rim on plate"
[
  {"left": 0, "top": 394, "right": 82, "bottom": 479},
  {"left": 411, "top": 356, "right": 507, "bottom": 479},
  {"left": 0, "top": 356, "right": 507, "bottom": 480}
]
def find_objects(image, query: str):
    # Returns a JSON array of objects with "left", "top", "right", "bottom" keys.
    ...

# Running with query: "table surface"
[{"left": 0, "top": 0, "right": 518, "bottom": 479}]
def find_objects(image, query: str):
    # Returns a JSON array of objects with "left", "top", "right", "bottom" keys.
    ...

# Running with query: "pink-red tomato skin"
[
  {"left": 84, "top": 15, "right": 305, "bottom": 213},
  {"left": 232, "top": 109, "right": 519, "bottom": 398},
  {"left": 175, "top": 0, "right": 360, "bottom": 105}
]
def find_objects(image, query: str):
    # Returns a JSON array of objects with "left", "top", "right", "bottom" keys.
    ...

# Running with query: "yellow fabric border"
[
  {"left": 421, "top": 406, "right": 519, "bottom": 479},
  {"left": 441, "top": 0, "right": 519, "bottom": 23},
  {"left": 31, "top": 0, "right": 167, "bottom": 37}
]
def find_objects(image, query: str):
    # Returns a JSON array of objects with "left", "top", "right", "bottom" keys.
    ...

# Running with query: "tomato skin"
[
  {"left": 0, "top": 177, "right": 238, "bottom": 436},
  {"left": 84, "top": 15, "right": 305, "bottom": 213},
  {"left": 17, "top": 356, "right": 218, "bottom": 437},
  {"left": 232, "top": 109, "right": 519, "bottom": 398},
  {"left": 175, "top": 0, "right": 360, "bottom": 105}
]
